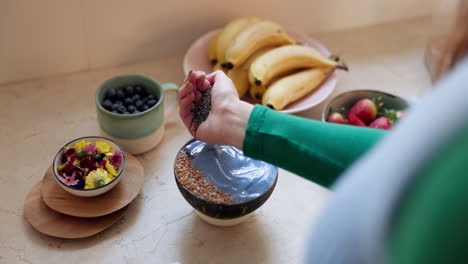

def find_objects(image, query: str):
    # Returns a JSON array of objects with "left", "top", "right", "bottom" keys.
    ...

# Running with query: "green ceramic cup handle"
[{"left": 162, "top": 82, "right": 180, "bottom": 121}]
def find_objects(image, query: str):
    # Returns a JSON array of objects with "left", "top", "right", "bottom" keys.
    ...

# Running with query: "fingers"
[
  {"left": 185, "top": 70, "right": 211, "bottom": 92},
  {"left": 187, "top": 70, "right": 206, "bottom": 85},
  {"left": 195, "top": 73, "right": 206, "bottom": 88},
  {"left": 206, "top": 71, "right": 219, "bottom": 84},
  {"left": 183, "top": 70, "right": 192, "bottom": 84},
  {"left": 178, "top": 81, "right": 193, "bottom": 101},
  {"left": 198, "top": 78, "right": 211, "bottom": 92},
  {"left": 195, "top": 90, "right": 202, "bottom": 101},
  {"left": 179, "top": 90, "right": 195, "bottom": 132}
]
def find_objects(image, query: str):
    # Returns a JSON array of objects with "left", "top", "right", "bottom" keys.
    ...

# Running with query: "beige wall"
[{"left": 0, "top": 0, "right": 432, "bottom": 84}]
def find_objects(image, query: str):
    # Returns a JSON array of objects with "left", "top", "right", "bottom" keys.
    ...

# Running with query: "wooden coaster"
[
  {"left": 25, "top": 183, "right": 128, "bottom": 239},
  {"left": 41, "top": 154, "right": 144, "bottom": 218}
]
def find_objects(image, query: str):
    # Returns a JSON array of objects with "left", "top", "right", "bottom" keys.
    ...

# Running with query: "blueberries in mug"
[
  {"left": 102, "top": 84, "right": 157, "bottom": 115},
  {"left": 124, "top": 97, "right": 133, "bottom": 105},
  {"left": 102, "top": 99, "right": 113, "bottom": 110},
  {"left": 146, "top": 99, "right": 157, "bottom": 108},
  {"left": 125, "top": 85, "right": 134, "bottom": 96}
]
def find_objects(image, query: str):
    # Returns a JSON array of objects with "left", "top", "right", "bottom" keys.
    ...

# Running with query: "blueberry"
[
  {"left": 102, "top": 99, "right": 113, "bottom": 110},
  {"left": 125, "top": 85, "right": 134, "bottom": 96},
  {"left": 132, "top": 110, "right": 140, "bottom": 114},
  {"left": 112, "top": 109, "right": 119, "bottom": 114},
  {"left": 146, "top": 95, "right": 156, "bottom": 101},
  {"left": 116, "top": 89, "right": 125, "bottom": 100},
  {"left": 135, "top": 100, "right": 144, "bottom": 109},
  {"left": 117, "top": 105, "right": 127, "bottom": 114},
  {"left": 142, "top": 105, "right": 149, "bottom": 111},
  {"left": 135, "top": 85, "right": 143, "bottom": 94},
  {"left": 106, "top": 88, "right": 117, "bottom": 100},
  {"left": 123, "top": 111, "right": 130, "bottom": 115},
  {"left": 112, "top": 104, "right": 120, "bottom": 111},
  {"left": 115, "top": 100, "right": 123, "bottom": 106},
  {"left": 132, "top": 94, "right": 141, "bottom": 102},
  {"left": 137, "top": 86, "right": 148, "bottom": 96},
  {"left": 124, "top": 97, "right": 133, "bottom": 105},
  {"left": 146, "top": 99, "right": 157, "bottom": 108},
  {"left": 127, "top": 105, "right": 136, "bottom": 112}
]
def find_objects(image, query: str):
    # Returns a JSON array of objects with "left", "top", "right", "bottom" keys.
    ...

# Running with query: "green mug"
[{"left": 95, "top": 74, "right": 179, "bottom": 154}]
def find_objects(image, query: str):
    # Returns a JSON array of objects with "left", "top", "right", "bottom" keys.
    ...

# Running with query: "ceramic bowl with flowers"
[{"left": 52, "top": 137, "right": 126, "bottom": 197}]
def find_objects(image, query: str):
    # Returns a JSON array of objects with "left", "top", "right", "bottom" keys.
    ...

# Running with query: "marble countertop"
[{"left": 0, "top": 17, "right": 432, "bottom": 264}]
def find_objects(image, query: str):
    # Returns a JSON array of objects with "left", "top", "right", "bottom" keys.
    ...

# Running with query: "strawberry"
[
  {"left": 347, "top": 113, "right": 366, "bottom": 127},
  {"left": 327, "top": 112, "right": 345, "bottom": 124},
  {"left": 369, "top": 116, "right": 392, "bottom": 130},
  {"left": 348, "top": 98, "right": 378, "bottom": 124}
]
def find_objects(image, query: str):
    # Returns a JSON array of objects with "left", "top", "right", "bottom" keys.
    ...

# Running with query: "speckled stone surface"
[{"left": 0, "top": 18, "right": 431, "bottom": 264}]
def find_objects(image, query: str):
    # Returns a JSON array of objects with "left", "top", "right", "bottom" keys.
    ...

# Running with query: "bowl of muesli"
[{"left": 174, "top": 139, "right": 278, "bottom": 226}]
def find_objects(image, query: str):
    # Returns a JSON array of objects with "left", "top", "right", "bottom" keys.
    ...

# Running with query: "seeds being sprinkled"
[
  {"left": 175, "top": 151, "right": 234, "bottom": 205},
  {"left": 191, "top": 86, "right": 212, "bottom": 131}
]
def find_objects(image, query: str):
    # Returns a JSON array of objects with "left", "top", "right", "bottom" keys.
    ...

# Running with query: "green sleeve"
[
  {"left": 389, "top": 127, "right": 468, "bottom": 264},
  {"left": 243, "top": 105, "right": 386, "bottom": 187}
]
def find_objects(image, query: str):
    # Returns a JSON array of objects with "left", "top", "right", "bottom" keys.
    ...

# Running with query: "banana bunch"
[{"left": 207, "top": 17, "right": 347, "bottom": 108}]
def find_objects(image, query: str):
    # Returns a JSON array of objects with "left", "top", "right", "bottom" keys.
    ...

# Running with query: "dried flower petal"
[
  {"left": 109, "top": 151, "right": 123, "bottom": 167},
  {"left": 73, "top": 140, "right": 91, "bottom": 151},
  {"left": 83, "top": 144, "right": 97, "bottom": 155},
  {"left": 85, "top": 168, "right": 112, "bottom": 189},
  {"left": 96, "top": 141, "right": 111, "bottom": 153},
  {"left": 59, "top": 171, "right": 80, "bottom": 186},
  {"left": 105, "top": 160, "right": 118, "bottom": 178},
  {"left": 80, "top": 156, "right": 97, "bottom": 171}
]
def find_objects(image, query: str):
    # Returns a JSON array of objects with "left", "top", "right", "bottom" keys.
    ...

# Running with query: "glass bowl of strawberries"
[{"left": 322, "top": 90, "right": 409, "bottom": 130}]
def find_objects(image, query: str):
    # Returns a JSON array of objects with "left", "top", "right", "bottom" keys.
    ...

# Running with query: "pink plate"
[{"left": 183, "top": 29, "right": 338, "bottom": 114}]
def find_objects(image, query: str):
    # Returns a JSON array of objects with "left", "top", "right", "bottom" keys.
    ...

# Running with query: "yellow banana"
[
  {"left": 224, "top": 20, "right": 295, "bottom": 69},
  {"left": 216, "top": 17, "right": 262, "bottom": 68},
  {"left": 262, "top": 68, "right": 331, "bottom": 110},
  {"left": 249, "top": 84, "right": 267, "bottom": 102},
  {"left": 227, "top": 47, "right": 274, "bottom": 98},
  {"left": 207, "top": 32, "right": 220, "bottom": 66},
  {"left": 249, "top": 44, "right": 348, "bottom": 87}
]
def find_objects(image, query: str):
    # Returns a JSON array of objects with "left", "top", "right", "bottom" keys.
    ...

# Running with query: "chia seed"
[
  {"left": 175, "top": 151, "right": 234, "bottom": 205},
  {"left": 191, "top": 86, "right": 212, "bottom": 131}
]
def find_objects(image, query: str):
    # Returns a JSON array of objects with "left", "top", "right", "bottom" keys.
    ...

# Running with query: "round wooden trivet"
[
  {"left": 25, "top": 183, "right": 128, "bottom": 239},
  {"left": 41, "top": 154, "right": 144, "bottom": 217}
]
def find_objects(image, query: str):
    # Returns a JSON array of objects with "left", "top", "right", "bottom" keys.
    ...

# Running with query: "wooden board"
[
  {"left": 25, "top": 182, "right": 128, "bottom": 239},
  {"left": 41, "top": 153, "right": 144, "bottom": 217}
]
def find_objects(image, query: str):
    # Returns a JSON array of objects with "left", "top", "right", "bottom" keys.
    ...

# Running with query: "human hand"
[{"left": 178, "top": 70, "right": 253, "bottom": 148}]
